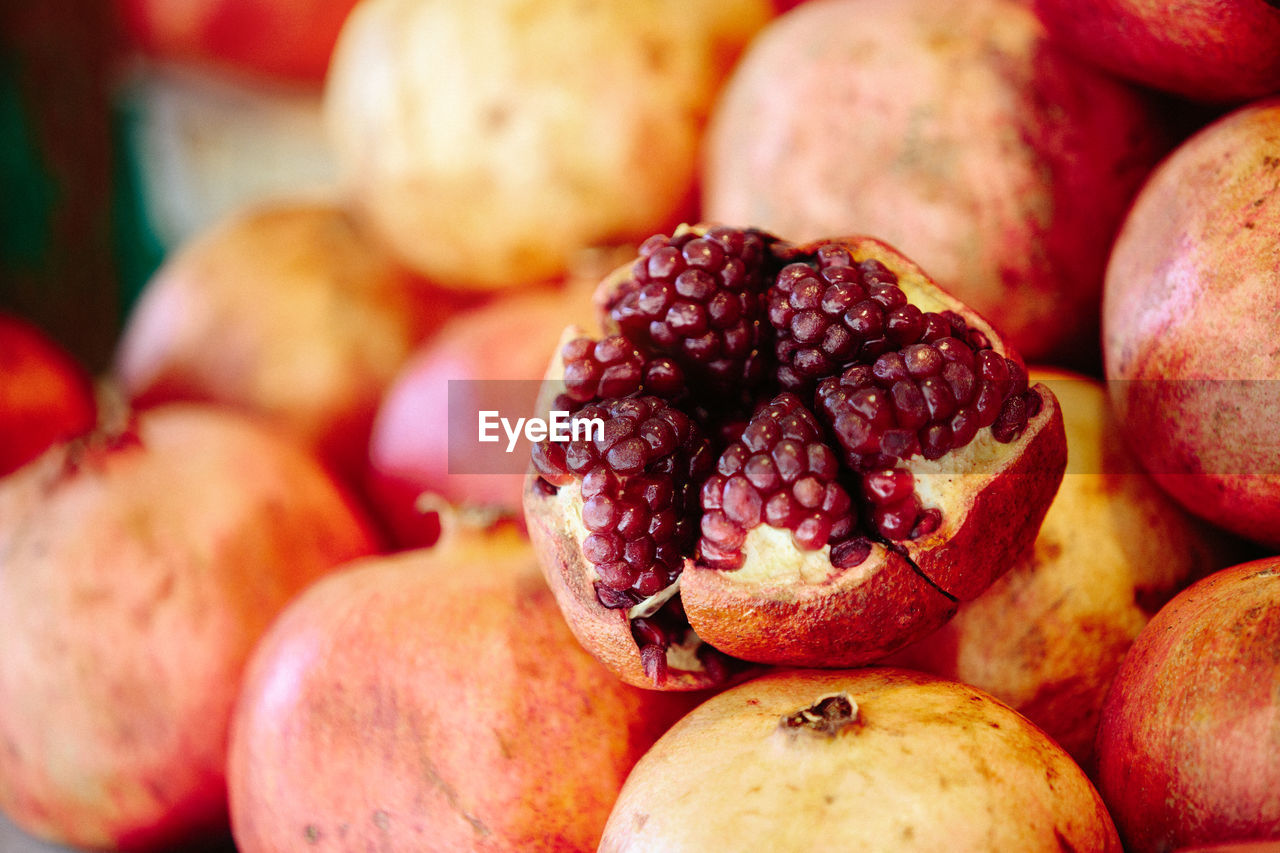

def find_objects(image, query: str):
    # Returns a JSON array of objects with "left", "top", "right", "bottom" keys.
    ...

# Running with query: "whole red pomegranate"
[
  {"left": 885, "top": 368, "right": 1231, "bottom": 769},
  {"left": 116, "top": 0, "right": 359, "bottom": 82},
  {"left": 228, "top": 507, "right": 698, "bottom": 853},
  {"left": 601, "top": 668, "right": 1120, "bottom": 850},
  {"left": 525, "top": 226, "right": 1066, "bottom": 690},
  {"left": 0, "top": 403, "right": 381, "bottom": 851},
  {"left": 0, "top": 313, "right": 96, "bottom": 476},
  {"left": 366, "top": 269, "right": 600, "bottom": 548},
  {"left": 1103, "top": 99, "right": 1280, "bottom": 549},
  {"left": 114, "top": 202, "right": 459, "bottom": 482},
  {"left": 702, "top": 0, "right": 1169, "bottom": 366},
  {"left": 1031, "top": 0, "right": 1280, "bottom": 102},
  {"left": 1095, "top": 557, "right": 1280, "bottom": 852}
]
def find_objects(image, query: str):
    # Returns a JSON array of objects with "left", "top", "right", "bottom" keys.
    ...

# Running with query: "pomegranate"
[
  {"left": 524, "top": 226, "right": 1067, "bottom": 689},
  {"left": 0, "top": 313, "right": 96, "bottom": 477},
  {"left": 1095, "top": 557, "right": 1280, "bottom": 852},
  {"left": 701, "top": 0, "right": 1169, "bottom": 366},
  {"left": 228, "top": 504, "right": 699, "bottom": 853},
  {"left": 365, "top": 255, "right": 608, "bottom": 548},
  {"left": 114, "top": 201, "right": 461, "bottom": 483},
  {"left": 0, "top": 403, "right": 382, "bottom": 851},
  {"left": 1031, "top": 0, "right": 1280, "bottom": 103},
  {"left": 600, "top": 668, "right": 1120, "bottom": 850},
  {"left": 323, "top": 0, "right": 772, "bottom": 290},
  {"left": 116, "top": 0, "right": 359, "bottom": 82},
  {"left": 1103, "top": 99, "right": 1280, "bottom": 549},
  {"left": 885, "top": 368, "right": 1232, "bottom": 769}
]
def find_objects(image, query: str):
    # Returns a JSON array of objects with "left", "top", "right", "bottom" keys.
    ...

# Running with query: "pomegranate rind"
[{"left": 599, "top": 668, "right": 1121, "bottom": 851}]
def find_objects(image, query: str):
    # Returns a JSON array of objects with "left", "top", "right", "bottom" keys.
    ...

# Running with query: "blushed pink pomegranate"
[
  {"left": 228, "top": 508, "right": 699, "bottom": 853},
  {"left": 1103, "top": 99, "right": 1280, "bottom": 549},
  {"left": 0, "top": 403, "right": 381, "bottom": 851},
  {"left": 0, "top": 313, "right": 96, "bottom": 476},
  {"left": 524, "top": 226, "right": 1066, "bottom": 689},
  {"left": 701, "top": 0, "right": 1170, "bottom": 366},
  {"left": 1095, "top": 558, "right": 1280, "bottom": 852}
]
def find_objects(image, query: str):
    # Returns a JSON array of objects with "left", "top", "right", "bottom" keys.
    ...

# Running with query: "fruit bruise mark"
[
  {"left": 420, "top": 754, "right": 492, "bottom": 837},
  {"left": 778, "top": 692, "right": 860, "bottom": 737}
]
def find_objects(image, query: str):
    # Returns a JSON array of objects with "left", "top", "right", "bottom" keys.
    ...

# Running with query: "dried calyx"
[{"left": 525, "top": 226, "right": 1065, "bottom": 689}]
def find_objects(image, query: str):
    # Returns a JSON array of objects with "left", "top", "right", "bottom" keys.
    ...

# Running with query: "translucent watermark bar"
[{"left": 444, "top": 378, "right": 1280, "bottom": 477}]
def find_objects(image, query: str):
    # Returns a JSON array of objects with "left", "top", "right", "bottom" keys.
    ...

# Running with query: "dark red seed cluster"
[
  {"left": 859, "top": 467, "right": 942, "bottom": 542},
  {"left": 607, "top": 227, "right": 773, "bottom": 392},
  {"left": 531, "top": 396, "right": 713, "bottom": 605},
  {"left": 699, "top": 393, "right": 855, "bottom": 570},
  {"left": 554, "top": 334, "right": 686, "bottom": 413},
  {"left": 768, "top": 243, "right": 991, "bottom": 394}
]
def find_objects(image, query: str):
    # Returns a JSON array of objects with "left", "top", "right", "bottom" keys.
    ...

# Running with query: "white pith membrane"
[{"left": 525, "top": 234, "right": 1062, "bottom": 686}]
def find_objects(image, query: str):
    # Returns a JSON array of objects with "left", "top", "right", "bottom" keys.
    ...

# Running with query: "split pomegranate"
[
  {"left": 524, "top": 226, "right": 1066, "bottom": 689},
  {"left": 228, "top": 506, "right": 698, "bottom": 853},
  {"left": 599, "top": 668, "right": 1121, "bottom": 850},
  {"left": 1103, "top": 99, "right": 1280, "bottom": 549},
  {"left": 0, "top": 313, "right": 96, "bottom": 477},
  {"left": 1095, "top": 558, "right": 1280, "bottom": 852},
  {"left": 0, "top": 403, "right": 382, "bottom": 851}
]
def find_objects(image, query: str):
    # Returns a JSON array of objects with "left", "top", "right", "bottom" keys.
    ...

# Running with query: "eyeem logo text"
[{"left": 478, "top": 410, "right": 605, "bottom": 453}]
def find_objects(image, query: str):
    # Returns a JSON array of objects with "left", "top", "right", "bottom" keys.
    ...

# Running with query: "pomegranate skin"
[
  {"left": 1095, "top": 558, "right": 1280, "bottom": 852},
  {"left": 0, "top": 313, "right": 96, "bottom": 477},
  {"left": 1032, "top": 0, "right": 1280, "bottom": 103},
  {"left": 1103, "top": 99, "right": 1280, "bottom": 549},
  {"left": 702, "top": 0, "right": 1168, "bottom": 366},
  {"left": 227, "top": 517, "right": 698, "bottom": 853},
  {"left": 601, "top": 668, "right": 1121, "bottom": 851},
  {"left": 114, "top": 202, "right": 456, "bottom": 483},
  {"left": 0, "top": 403, "right": 382, "bottom": 852}
]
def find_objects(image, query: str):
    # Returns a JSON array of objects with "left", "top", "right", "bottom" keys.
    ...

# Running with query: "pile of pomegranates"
[{"left": 7, "top": 0, "right": 1280, "bottom": 849}]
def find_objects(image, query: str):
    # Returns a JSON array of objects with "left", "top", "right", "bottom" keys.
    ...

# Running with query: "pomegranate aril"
[
  {"left": 991, "top": 392, "right": 1029, "bottom": 443},
  {"left": 596, "top": 560, "right": 639, "bottom": 590},
  {"left": 863, "top": 468, "right": 915, "bottom": 505},
  {"left": 639, "top": 644, "right": 668, "bottom": 685},
  {"left": 831, "top": 537, "right": 872, "bottom": 568},
  {"left": 912, "top": 508, "right": 942, "bottom": 538},
  {"left": 595, "top": 583, "right": 638, "bottom": 610},
  {"left": 873, "top": 499, "right": 919, "bottom": 540},
  {"left": 635, "top": 570, "right": 668, "bottom": 597}
]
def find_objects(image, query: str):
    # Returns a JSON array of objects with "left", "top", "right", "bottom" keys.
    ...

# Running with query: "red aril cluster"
[
  {"left": 606, "top": 227, "right": 774, "bottom": 394},
  {"left": 532, "top": 395, "right": 714, "bottom": 609},
  {"left": 700, "top": 393, "right": 855, "bottom": 569}
]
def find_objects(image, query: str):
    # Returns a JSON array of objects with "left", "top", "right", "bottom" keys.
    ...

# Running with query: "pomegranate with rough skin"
[
  {"left": 1095, "top": 558, "right": 1280, "bottom": 852},
  {"left": 885, "top": 368, "right": 1231, "bottom": 769},
  {"left": 0, "top": 403, "right": 382, "bottom": 852},
  {"left": 600, "top": 668, "right": 1121, "bottom": 850},
  {"left": 228, "top": 507, "right": 699, "bottom": 853},
  {"left": 701, "top": 0, "right": 1169, "bottom": 366},
  {"left": 1032, "top": 0, "right": 1280, "bottom": 103},
  {"left": 324, "top": 0, "right": 772, "bottom": 290},
  {"left": 524, "top": 226, "right": 1066, "bottom": 689},
  {"left": 0, "top": 313, "right": 96, "bottom": 477},
  {"left": 1103, "top": 99, "right": 1280, "bottom": 549},
  {"left": 114, "top": 202, "right": 460, "bottom": 483}
]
